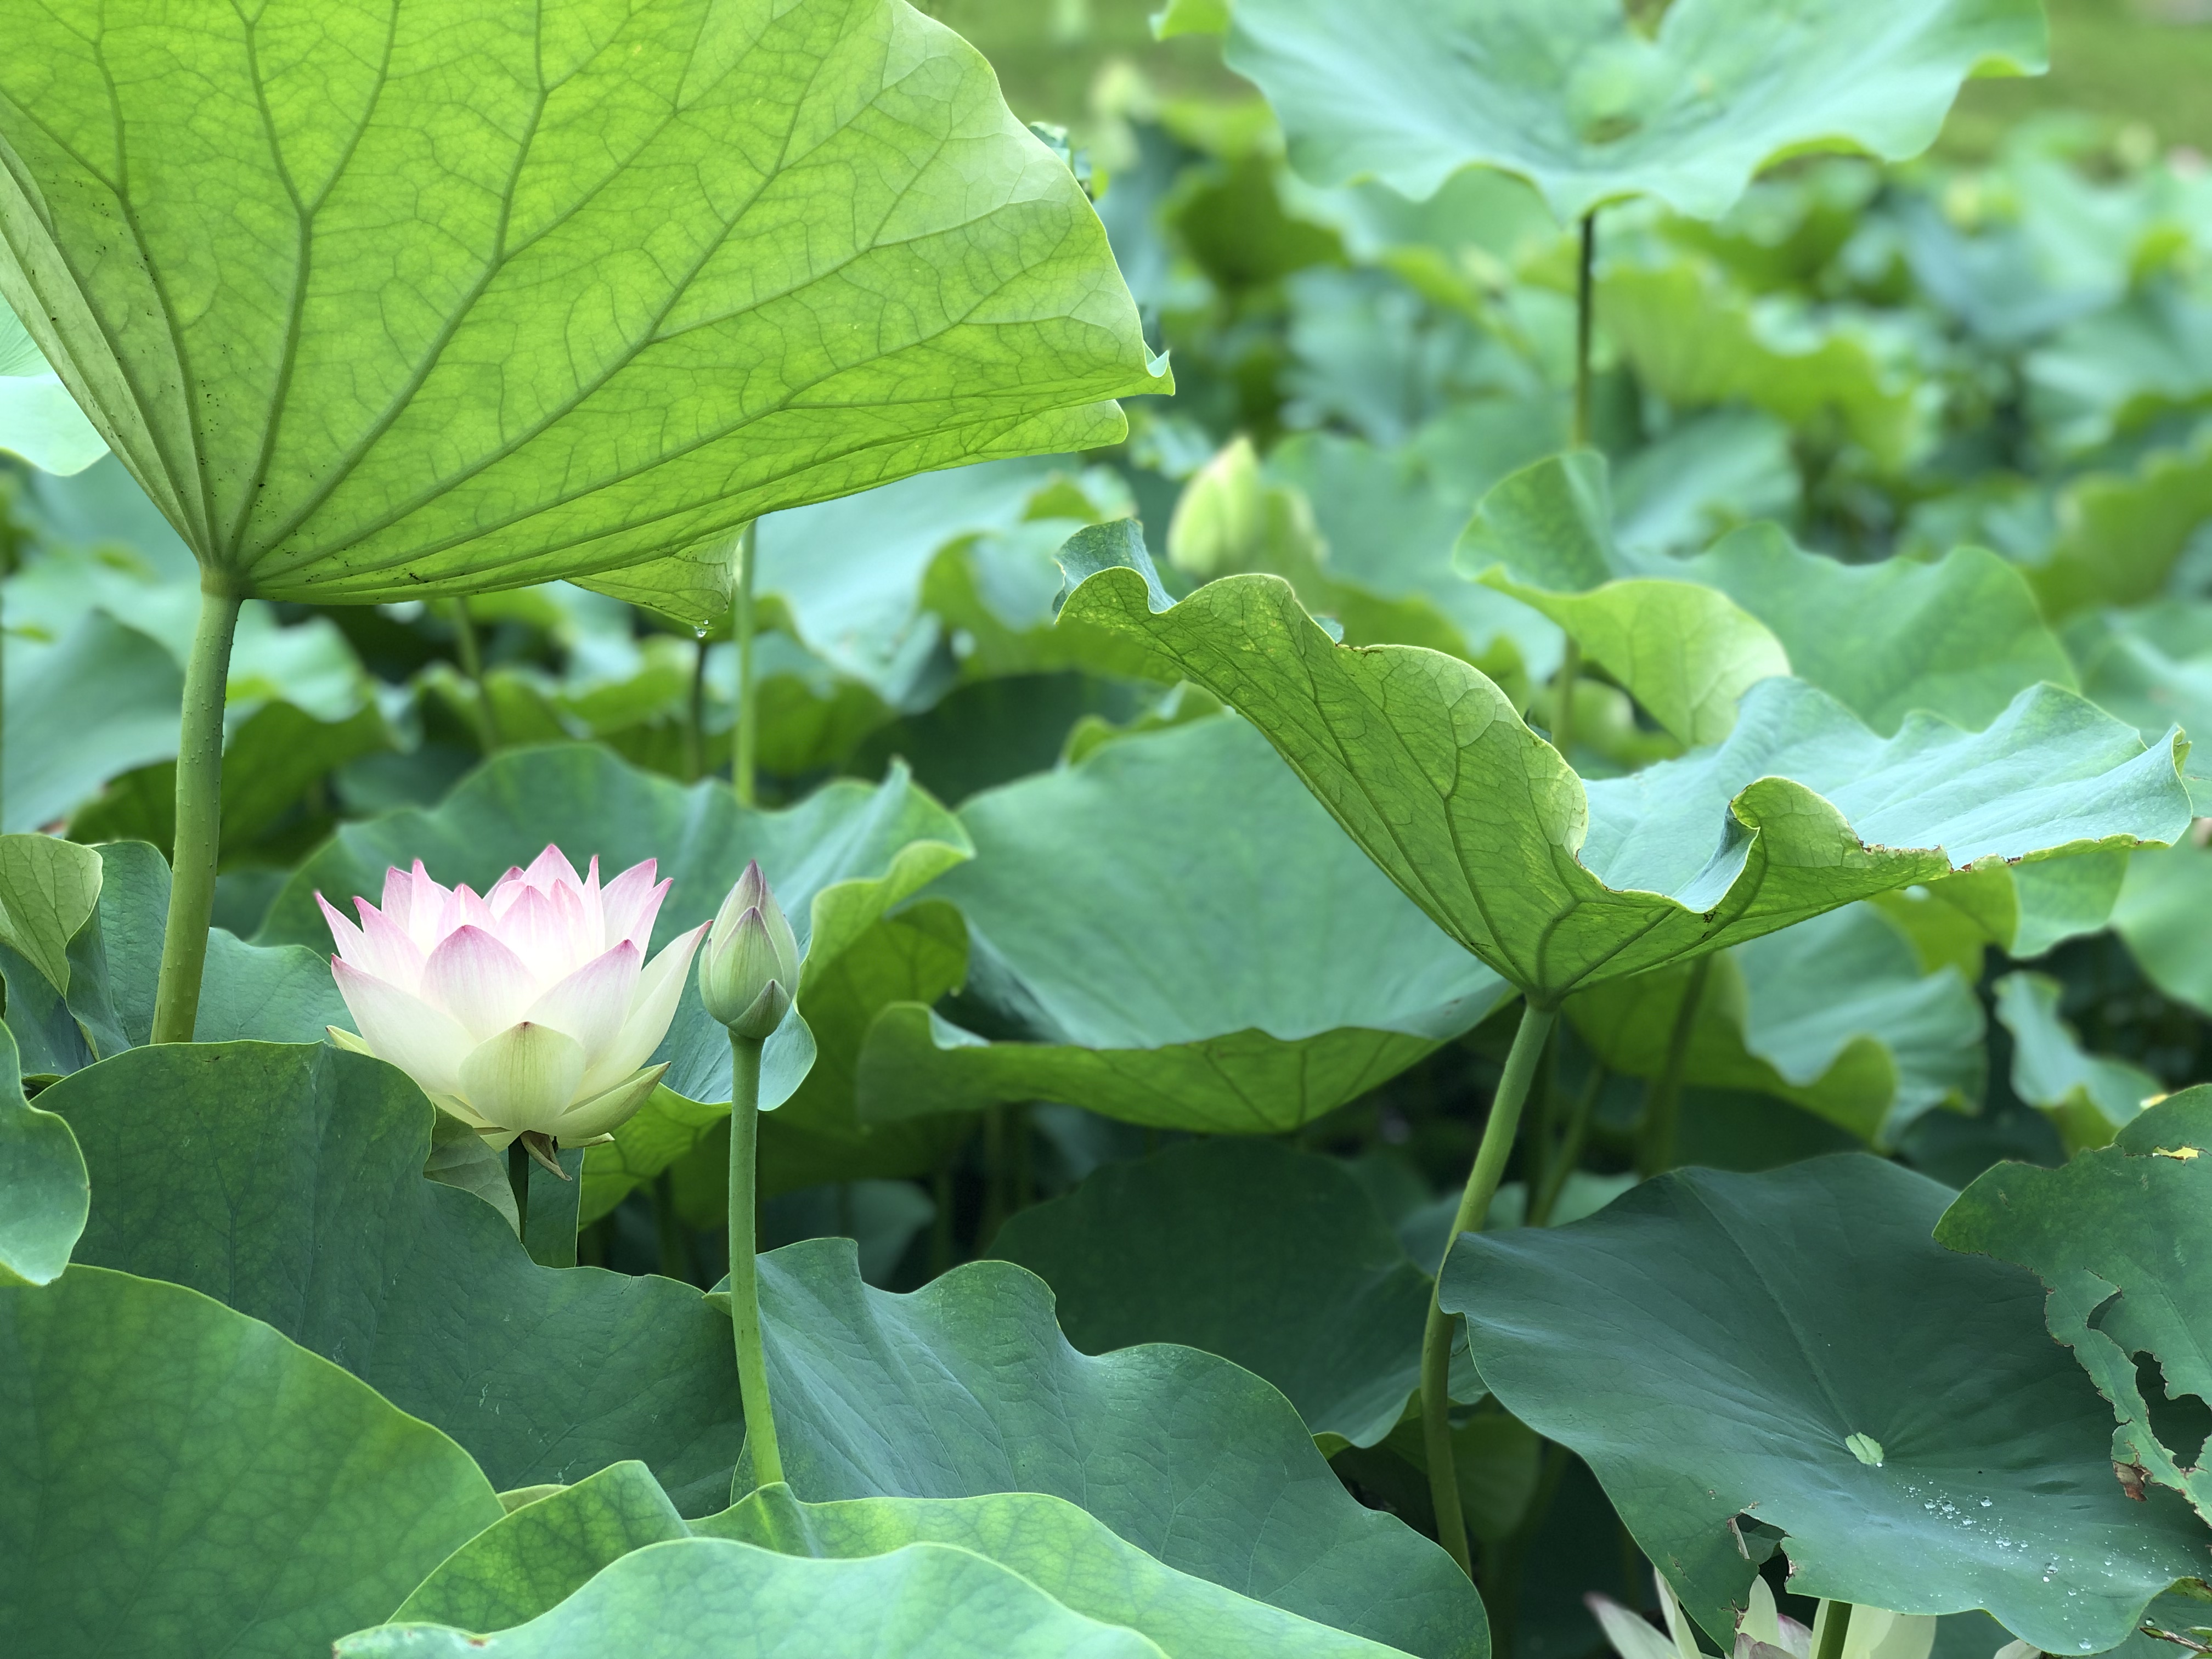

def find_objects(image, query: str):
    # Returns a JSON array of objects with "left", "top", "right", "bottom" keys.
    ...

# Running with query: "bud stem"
[
  {"left": 733, "top": 521, "right": 758, "bottom": 809},
  {"left": 1419, "top": 995, "right": 1556, "bottom": 1578},
  {"left": 727, "top": 1028, "right": 783, "bottom": 1490}
]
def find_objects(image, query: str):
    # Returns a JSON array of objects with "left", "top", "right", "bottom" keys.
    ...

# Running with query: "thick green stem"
[
  {"left": 1814, "top": 1601, "right": 1855, "bottom": 1659},
  {"left": 1640, "top": 954, "right": 1713, "bottom": 1176},
  {"left": 522, "top": 1143, "right": 584, "bottom": 1268},
  {"left": 151, "top": 585, "right": 242, "bottom": 1045},
  {"left": 450, "top": 597, "right": 500, "bottom": 752},
  {"left": 733, "top": 522, "right": 758, "bottom": 808},
  {"left": 1420, "top": 997, "right": 1558, "bottom": 1577},
  {"left": 728, "top": 1029, "right": 783, "bottom": 1490},
  {"left": 1572, "top": 210, "right": 1597, "bottom": 449},
  {"left": 508, "top": 1141, "right": 532, "bottom": 1235}
]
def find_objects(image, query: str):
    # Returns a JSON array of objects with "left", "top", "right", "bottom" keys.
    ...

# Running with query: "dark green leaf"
[
  {"left": 1442, "top": 1155, "right": 2208, "bottom": 1653},
  {"left": 2, "top": 1265, "right": 501, "bottom": 1658}
]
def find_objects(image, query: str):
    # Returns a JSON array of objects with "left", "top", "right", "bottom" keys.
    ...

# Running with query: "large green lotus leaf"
[
  {"left": 2113, "top": 837, "right": 2212, "bottom": 1017},
  {"left": 1214, "top": 0, "right": 2042, "bottom": 222},
  {"left": 3, "top": 611, "right": 182, "bottom": 832},
  {"left": 258, "top": 743, "right": 969, "bottom": 1109},
  {"left": 2, "top": 1264, "right": 501, "bottom": 1659},
  {"left": 750, "top": 1237, "right": 1485, "bottom": 1659},
  {"left": 570, "top": 532, "right": 740, "bottom": 633},
  {"left": 346, "top": 1538, "right": 1169, "bottom": 1658},
  {"left": 993, "top": 1139, "right": 1432, "bottom": 1449},
  {"left": 48, "top": 1041, "right": 748, "bottom": 1512},
  {"left": 2025, "top": 287, "right": 2212, "bottom": 457},
  {"left": 2, "top": 840, "right": 346, "bottom": 1078},
  {"left": 1567, "top": 904, "right": 1984, "bottom": 1147},
  {"left": 1937, "top": 1086, "right": 2212, "bottom": 1532},
  {"left": 856, "top": 714, "right": 1509, "bottom": 1132},
  {"left": 1990, "top": 971, "right": 2160, "bottom": 1152},
  {"left": 394, "top": 1459, "right": 1419, "bottom": 1657},
  {"left": 1442, "top": 1155, "right": 2210, "bottom": 1655},
  {"left": 0, "top": 0, "right": 1165, "bottom": 602},
  {"left": 1057, "top": 560, "right": 2191, "bottom": 1002},
  {"left": 0, "top": 295, "right": 104, "bottom": 474},
  {"left": 0, "top": 1024, "right": 86, "bottom": 1285},
  {"left": 1599, "top": 259, "right": 1933, "bottom": 467}
]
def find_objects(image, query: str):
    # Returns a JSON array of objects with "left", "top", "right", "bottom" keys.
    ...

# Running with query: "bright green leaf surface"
[
  {"left": 572, "top": 533, "right": 741, "bottom": 632},
  {"left": 1938, "top": 1086, "right": 2212, "bottom": 1531},
  {"left": 396, "top": 1461, "right": 690, "bottom": 1633},
  {"left": 1, "top": 1265, "right": 501, "bottom": 1658},
  {"left": 994, "top": 1139, "right": 1434, "bottom": 1448},
  {"left": 1991, "top": 972, "right": 2160, "bottom": 1150},
  {"left": 859, "top": 715, "right": 1508, "bottom": 1132},
  {"left": 396, "top": 1460, "right": 1419, "bottom": 1657},
  {"left": 351, "top": 1538, "right": 1173, "bottom": 1658},
  {"left": 1219, "top": 0, "right": 2044, "bottom": 222},
  {"left": 0, "top": 1024, "right": 86, "bottom": 1285},
  {"left": 1443, "top": 1156, "right": 2209, "bottom": 1654},
  {"left": 2023, "top": 427, "right": 2212, "bottom": 620},
  {"left": 2068, "top": 601, "right": 2212, "bottom": 753},
  {"left": 0, "top": 833, "right": 99, "bottom": 993},
  {"left": 0, "top": 0, "right": 1164, "bottom": 601},
  {"left": 49, "top": 1041, "right": 747, "bottom": 1511},
  {"left": 1568, "top": 904, "right": 1985, "bottom": 1146},
  {"left": 1058, "top": 563, "right": 2190, "bottom": 1001},
  {"left": 259, "top": 743, "right": 968, "bottom": 1109},
  {"left": 751, "top": 1237, "right": 1485, "bottom": 1659}
]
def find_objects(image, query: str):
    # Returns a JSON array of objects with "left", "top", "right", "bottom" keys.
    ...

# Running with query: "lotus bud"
[
  {"left": 700, "top": 860, "right": 800, "bottom": 1039},
  {"left": 1165, "top": 434, "right": 1327, "bottom": 584},
  {"left": 318, "top": 847, "right": 707, "bottom": 1159}
]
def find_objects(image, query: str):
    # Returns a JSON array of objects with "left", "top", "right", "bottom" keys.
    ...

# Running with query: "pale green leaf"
[
  {"left": 0, "top": 833, "right": 100, "bottom": 994},
  {"left": 0, "top": 0, "right": 1164, "bottom": 601},
  {"left": 1219, "top": 0, "right": 2045, "bottom": 222},
  {"left": 0, "top": 297, "right": 105, "bottom": 475},
  {"left": 1992, "top": 972, "right": 2163, "bottom": 1150},
  {"left": 0, "top": 1023, "right": 86, "bottom": 1285}
]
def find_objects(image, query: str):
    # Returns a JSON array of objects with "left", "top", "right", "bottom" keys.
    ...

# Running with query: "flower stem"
[
  {"left": 151, "top": 585, "right": 242, "bottom": 1044},
  {"left": 685, "top": 630, "right": 710, "bottom": 783},
  {"left": 728, "top": 1028, "right": 783, "bottom": 1489},
  {"left": 1420, "top": 996, "right": 1557, "bottom": 1577},
  {"left": 450, "top": 597, "right": 500, "bottom": 753},
  {"left": 733, "top": 521, "right": 758, "bottom": 809},
  {"left": 1640, "top": 953, "right": 1712, "bottom": 1177},
  {"left": 1572, "top": 210, "right": 1598, "bottom": 449}
]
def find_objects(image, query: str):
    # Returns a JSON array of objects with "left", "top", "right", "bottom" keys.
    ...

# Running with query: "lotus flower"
[{"left": 319, "top": 847, "right": 706, "bottom": 1152}]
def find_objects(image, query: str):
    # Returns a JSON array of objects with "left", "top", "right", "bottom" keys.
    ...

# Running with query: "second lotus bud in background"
[{"left": 699, "top": 860, "right": 800, "bottom": 1038}]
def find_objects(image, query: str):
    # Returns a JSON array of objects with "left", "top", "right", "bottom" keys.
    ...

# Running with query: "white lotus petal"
[
  {"left": 580, "top": 920, "right": 705, "bottom": 1095},
  {"left": 350, "top": 896, "right": 426, "bottom": 990},
  {"left": 525, "top": 843, "right": 585, "bottom": 893},
  {"left": 600, "top": 860, "right": 664, "bottom": 952},
  {"left": 524, "top": 940, "right": 641, "bottom": 1064},
  {"left": 420, "top": 924, "right": 538, "bottom": 1040},
  {"left": 317, "top": 893, "right": 369, "bottom": 968},
  {"left": 491, "top": 884, "right": 571, "bottom": 988},
  {"left": 458, "top": 1022, "right": 588, "bottom": 1137},
  {"left": 331, "top": 960, "right": 475, "bottom": 1095},
  {"left": 386, "top": 860, "right": 452, "bottom": 949},
  {"left": 552, "top": 1062, "right": 667, "bottom": 1143}
]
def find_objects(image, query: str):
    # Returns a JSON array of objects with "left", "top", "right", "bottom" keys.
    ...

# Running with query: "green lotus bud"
[
  {"left": 1165, "top": 434, "right": 1327, "bottom": 584},
  {"left": 699, "top": 861, "right": 800, "bottom": 1039}
]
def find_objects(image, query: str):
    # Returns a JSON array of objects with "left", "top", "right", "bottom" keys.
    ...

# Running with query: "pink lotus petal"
[
  {"left": 385, "top": 860, "right": 452, "bottom": 947},
  {"left": 420, "top": 923, "right": 538, "bottom": 1040},
  {"left": 524, "top": 940, "right": 641, "bottom": 1063},
  {"left": 599, "top": 860, "right": 663, "bottom": 952},
  {"left": 456, "top": 1021, "right": 588, "bottom": 1137},
  {"left": 332, "top": 959, "right": 476, "bottom": 1096},
  {"left": 491, "top": 884, "right": 570, "bottom": 983},
  {"left": 549, "top": 877, "right": 600, "bottom": 971},
  {"left": 487, "top": 866, "right": 533, "bottom": 918},
  {"left": 579, "top": 920, "right": 707, "bottom": 1095},
  {"left": 525, "top": 844, "right": 585, "bottom": 894},
  {"left": 350, "top": 896, "right": 427, "bottom": 991},
  {"left": 434, "top": 883, "right": 498, "bottom": 942},
  {"left": 317, "top": 893, "right": 369, "bottom": 967}
]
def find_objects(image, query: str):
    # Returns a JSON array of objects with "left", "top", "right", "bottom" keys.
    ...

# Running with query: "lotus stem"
[
  {"left": 1573, "top": 209, "right": 1597, "bottom": 449},
  {"left": 1420, "top": 996, "right": 1558, "bottom": 1577},
  {"left": 728, "top": 1028, "right": 783, "bottom": 1489},
  {"left": 1640, "top": 953, "right": 1713, "bottom": 1176},
  {"left": 1814, "top": 1601, "right": 1855, "bottom": 1659},
  {"left": 0, "top": 477, "right": 18, "bottom": 832},
  {"left": 450, "top": 597, "right": 500, "bottom": 752},
  {"left": 151, "top": 584, "right": 242, "bottom": 1044},
  {"left": 685, "top": 630, "right": 710, "bottom": 783},
  {"left": 654, "top": 1167, "right": 690, "bottom": 1282},
  {"left": 733, "top": 521, "right": 758, "bottom": 809}
]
